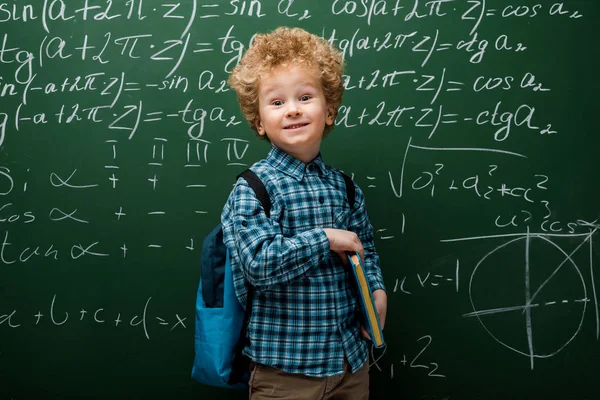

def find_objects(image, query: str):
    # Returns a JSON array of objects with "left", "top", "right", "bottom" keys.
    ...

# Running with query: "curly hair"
[{"left": 228, "top": 26, "right": 345, "bottom": 137}]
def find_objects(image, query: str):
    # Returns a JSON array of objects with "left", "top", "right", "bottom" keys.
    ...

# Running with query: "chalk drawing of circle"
[{"left": 468, "top": 235, "right": 587, "bottom": 360}]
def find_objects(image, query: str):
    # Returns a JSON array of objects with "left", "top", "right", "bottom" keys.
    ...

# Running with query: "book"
[{"left": 347, "top": 252, "right": 385, "bottom": 348}]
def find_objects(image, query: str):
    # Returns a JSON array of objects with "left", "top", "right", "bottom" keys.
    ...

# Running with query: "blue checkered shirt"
[{"left": 221, "top": 146, "right": 386, "bottom": 377}]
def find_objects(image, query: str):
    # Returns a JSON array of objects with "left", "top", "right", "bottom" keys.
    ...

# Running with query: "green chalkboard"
[{"left": 0, "top": 1, "right": 598, "bottom": 399}]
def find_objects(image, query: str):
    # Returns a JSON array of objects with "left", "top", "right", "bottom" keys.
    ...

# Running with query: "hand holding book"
[
  {"left": 360, "top": 289, "right": 387, "bottom": 341},
  {"left": 347, "top": 252, "right": 387, "bottom": 348}
]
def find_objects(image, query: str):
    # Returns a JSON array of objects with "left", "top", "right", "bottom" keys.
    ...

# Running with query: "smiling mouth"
[{"left": 284, "top": 123, "right": 309, "bottom": 129}]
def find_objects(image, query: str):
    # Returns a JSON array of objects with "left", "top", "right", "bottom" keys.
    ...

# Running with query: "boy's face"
[{"left": 254, "top": 65, "right": 335, "bottom": 163}]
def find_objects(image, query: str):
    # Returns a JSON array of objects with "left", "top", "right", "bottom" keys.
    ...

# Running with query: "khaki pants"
[{"left": 249, "top": 361, "right": 369, "bottom": 400}]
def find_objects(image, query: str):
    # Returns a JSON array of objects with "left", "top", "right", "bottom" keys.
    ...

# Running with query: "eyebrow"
[{"left": 261, "top": 82, "right": 319, "bottom": 97}]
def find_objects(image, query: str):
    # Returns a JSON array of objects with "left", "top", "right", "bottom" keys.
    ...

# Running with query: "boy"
[{"left": 223, "top": 26, "right": 387, "bottom": 399}]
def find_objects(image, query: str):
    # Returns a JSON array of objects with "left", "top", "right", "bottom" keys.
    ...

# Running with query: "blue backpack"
[{"left": 191, "top": 168, "right": 355, "bottom": 389}]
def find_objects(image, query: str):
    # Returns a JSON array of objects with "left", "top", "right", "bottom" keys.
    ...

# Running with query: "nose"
[{"left": 286, "top": 101, "right": 301, "bottom": 117}]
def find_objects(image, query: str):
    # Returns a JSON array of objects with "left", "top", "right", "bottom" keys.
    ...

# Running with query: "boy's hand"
[
  {"left": 360, "top": 289, "right": 387, "bottom": 340},
  {"left": 323, "top": 228, "right": 364, "bottom": 265}
]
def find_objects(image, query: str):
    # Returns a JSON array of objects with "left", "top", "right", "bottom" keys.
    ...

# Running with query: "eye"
[
  {"left": 300, "top": 95, "right": 311, "bottom": 101},
  {"left": 271, "top": 100, "right": 283, "bottom": 106}
]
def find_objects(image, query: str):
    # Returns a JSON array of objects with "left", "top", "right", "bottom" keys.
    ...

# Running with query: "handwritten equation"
[{"left": 0, "top": 294, "right": 188, "bottom": 339}]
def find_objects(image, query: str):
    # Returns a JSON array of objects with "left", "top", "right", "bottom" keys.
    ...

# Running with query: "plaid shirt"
[{"left": 221, "top": 146, "right": 386, "bottom": 377}]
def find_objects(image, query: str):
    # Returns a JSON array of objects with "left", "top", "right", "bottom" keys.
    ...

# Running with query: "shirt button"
[
  {"left": 319, "top": 196, "right": 324, "bottom": 204},
  {"left": 241, "top": 220, "right": 248, "bottom": 227}
]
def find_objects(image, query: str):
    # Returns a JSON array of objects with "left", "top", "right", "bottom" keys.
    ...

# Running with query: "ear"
[
  {"left": 254, "top": 118, "right": 266, "bottom": 136},
  {"left": 325, "top": 105, "right": 335, "bottom": 126}
]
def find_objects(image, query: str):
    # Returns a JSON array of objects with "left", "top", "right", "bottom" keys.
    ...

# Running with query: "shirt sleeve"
[
  {"left": 347, "top": 182, "right": 386, "bottom": 293},
  {"left": 221, "top": 179, "right": 330, "bottom": 291}
]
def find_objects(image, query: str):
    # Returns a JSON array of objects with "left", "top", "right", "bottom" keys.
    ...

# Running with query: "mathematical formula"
[{"left": 0, "top": 294, "right": 187, "bottom": 339}]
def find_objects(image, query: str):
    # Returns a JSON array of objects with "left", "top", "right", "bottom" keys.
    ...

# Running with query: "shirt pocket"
[{"left": 332, "top": 203, "right": 351, "bottom": 230}]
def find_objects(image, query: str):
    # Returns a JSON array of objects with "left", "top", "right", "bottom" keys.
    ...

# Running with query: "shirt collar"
[{"left": 266, "top": 146, "right": 328, "bottom": 181}]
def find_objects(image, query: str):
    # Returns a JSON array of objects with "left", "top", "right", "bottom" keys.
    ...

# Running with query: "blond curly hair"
[{"left": 228, "top": 26, "right": 345, "bottom": 137}]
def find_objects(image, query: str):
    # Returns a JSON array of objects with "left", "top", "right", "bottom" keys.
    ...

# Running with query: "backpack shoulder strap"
[
  {"left": 237, "top": 169, "right": 272, "bottom": 219},
  {"left": 340, "top": 171, "right": 356, "bottom": 209},
  {"left": 230, "top": 169, "right": 267, "bottom": 385}
]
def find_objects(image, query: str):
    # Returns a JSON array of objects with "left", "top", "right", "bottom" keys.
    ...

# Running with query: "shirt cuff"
[
  {"left": 367, "top": 272, "right": 386, "bottom": 293},
  {"left": 306, "top": 228, "right": 330, "bottom": 263}
]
